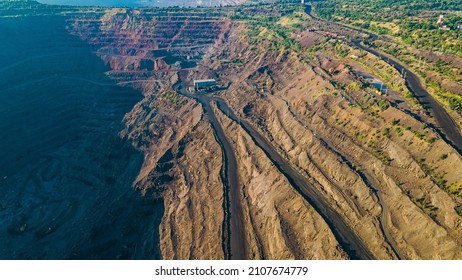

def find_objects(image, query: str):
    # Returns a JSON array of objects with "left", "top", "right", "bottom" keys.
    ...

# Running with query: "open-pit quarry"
[{"left": 1, "top": 0, "right": 462, "bottom": 260}]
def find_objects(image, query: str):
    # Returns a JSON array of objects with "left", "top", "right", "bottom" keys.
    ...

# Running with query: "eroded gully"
[{"left": 176, "top": 76, "right": 374, "bottom": 259}]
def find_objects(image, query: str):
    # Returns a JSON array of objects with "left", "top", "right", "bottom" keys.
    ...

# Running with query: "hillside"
[
  {"left": 68, "top": 1, "right": 462, "bottom": 259},
  {"left": 313, "top": 0, "right": 462, "bottom": 128},
  {"left": 1, "top": 0, "right": 462, "bottom": 260}
]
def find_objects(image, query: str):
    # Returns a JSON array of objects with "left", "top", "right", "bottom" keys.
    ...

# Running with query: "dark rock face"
[{"left": 0, "top": 7, "right": 163, "bottom": 260}]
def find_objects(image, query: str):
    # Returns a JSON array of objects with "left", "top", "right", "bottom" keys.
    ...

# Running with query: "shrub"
[
  {"left": 455, "top": 205, "right": 462, "bottom": 217},
  {"left": 378, "top": 100, "right": 389, "bottom": 111},
  {"left": 382, "top": 127, "right": 390, "bottom": 138}
]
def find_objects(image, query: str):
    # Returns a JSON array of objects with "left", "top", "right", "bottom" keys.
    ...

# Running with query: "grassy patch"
[
  {"left": 158, "top": 91, "right": 186, "bottom": 108},
  {"left": 411, "top": 196, "right": 439, "bottom": 220}
]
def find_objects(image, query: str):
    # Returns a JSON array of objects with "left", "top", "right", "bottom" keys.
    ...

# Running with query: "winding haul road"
[
  {"left": 355, "top": 42, "right": 462, "bottom": 152},
  {"left": 177, "top": 78, "right": 374, "bottom": 259},
  {"left": 174, "top": 76, "right": 246, "bottom": 260},
  {"left": 304, "top": 2, "right": 462, "bottom": 258},
  {"left": 306, "top": 3, "right": 462, "bottom": 153},
  {"left": 282, "top": 99, "right": 404, "bottom": 259},
  {"left": 165, "top": 2, "right": 459, "bottom": 261},
  {"left": 213, "top": 99, "right": 375, "bottom": 260},
  {"left": 201, "top": 101, "right": 247, "bottom": 260}
]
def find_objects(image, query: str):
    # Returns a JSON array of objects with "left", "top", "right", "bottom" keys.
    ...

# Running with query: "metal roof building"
[{"left": 193, "top": 79, "right": 216, "bottom": 89}]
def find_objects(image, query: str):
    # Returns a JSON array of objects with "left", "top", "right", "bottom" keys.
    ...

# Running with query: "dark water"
[
  {"left": 37, "top": 0, "right": 213, "bottom": 7},
  {"left": 0, "top": 15, "right": 163, "bottom": 259},
  {"left": 38, "top": 0, "right": 150, "bottom": 6}
]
